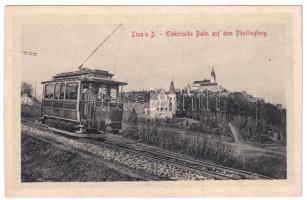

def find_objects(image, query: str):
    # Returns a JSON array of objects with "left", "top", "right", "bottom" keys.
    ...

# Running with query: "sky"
[{"left": 21, "top": 20, "right": 287, "bottom": 106}]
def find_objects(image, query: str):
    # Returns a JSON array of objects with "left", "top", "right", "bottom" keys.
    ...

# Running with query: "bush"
[
  {"left": 135, "top": 124, "right": 286, "bottom": 178},
  {"left": 138, "top": 125, "right": 237, "bottom": 164},
  {"left": 21, "top": 104, "right": 41, "bottom": 119},
  {"left": 122, "top": 108, "right": 139, "bottom": 140}
]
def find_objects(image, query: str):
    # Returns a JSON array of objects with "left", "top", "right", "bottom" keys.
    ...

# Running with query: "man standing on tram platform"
[{"left": 83, "top": 83, "right": 96, "bottom": 121}]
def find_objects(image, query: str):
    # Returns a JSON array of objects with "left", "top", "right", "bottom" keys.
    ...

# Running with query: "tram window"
[
  {"left": 65, "top": 82, "right": 78, "bottom": 100},
  {"left": 44, "top": 84, "right": 54, "bottom": 99},
  {"left": 81, "top": 84, "right": 88, "bottom": 100},
  {"left": 54, "top": 83, "right": 60, "bottom": 99},
  {"left": 60, "top": 82, "right": 65, "bottom": 99},
  {"left": 110, "top": 88, "right": 118, "bottom": 100},
  {"left": 98, "top": 85, "right": 107, "bottom": 98}
]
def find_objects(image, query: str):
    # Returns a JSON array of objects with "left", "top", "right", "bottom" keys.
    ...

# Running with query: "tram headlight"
[
  {"left": 105, "top": 118, "right": 112, "bottom": 125},
  {"left": 106, "top": 126, "right": 112, "bottom": 133}
]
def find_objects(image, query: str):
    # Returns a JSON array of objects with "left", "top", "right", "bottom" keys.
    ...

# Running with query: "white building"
[
  {"left": 184, "top": 84, "right": 193, "bottom": 96},
  {"left": 21, "top": 93, "right": 35, "bottom": 106},
  {"left": 146, "top": 81, "right": 177, "bottom": 118},
  {"left": 192, "top": 67, "right": 220, "bottom": 93}
]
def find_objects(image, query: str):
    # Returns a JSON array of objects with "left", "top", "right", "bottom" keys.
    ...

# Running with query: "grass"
[
  {"left": 21, "top": 133, "right": 143, "bottom": 182},
  {"left": 138, "top": 125, "right": 238, "bottom": 166},
  {"left": 123, "top": 123, "right": 286, "bottom": 179}
]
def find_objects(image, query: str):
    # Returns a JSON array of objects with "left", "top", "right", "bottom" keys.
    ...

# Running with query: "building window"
[
  {"left": 65, "top": 82, "right": 78, "bottom": 100},
  {"left": 44, "top": 84, "right": 54, "bottom": 99}
]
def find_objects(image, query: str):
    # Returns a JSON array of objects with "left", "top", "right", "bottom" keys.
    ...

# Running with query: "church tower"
[
  {"left": 169, "top": 80, "right": 175, "bottom": 94},
  {"left": 210, "top": 67, "right": 216, "bottom": 83}
]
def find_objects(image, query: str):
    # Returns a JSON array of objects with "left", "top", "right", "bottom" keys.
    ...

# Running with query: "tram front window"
[
  {"left": 98, "top": 85, "right": 108, "bottom": 99},
  {"left": 110, "top": 88, "right": 118, "bottom": 100}
]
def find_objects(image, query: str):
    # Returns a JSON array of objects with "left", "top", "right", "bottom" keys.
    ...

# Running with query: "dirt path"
[{"left": 228, "top": 123, "right": 240, "bottom": 143}]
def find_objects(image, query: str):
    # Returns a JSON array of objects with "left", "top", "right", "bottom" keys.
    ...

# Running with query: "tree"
[
  {"left": 128, "top": 108, "right": 138, "bottom": 126},
  {"left": 21, "top": 82, "right": 33, "bottom": 96},
  {"left": 125, "top": 108, "right": 139, "bottom": 139},
  {"left": 246, "top": 116, "right": 256, "bottom": 139}
]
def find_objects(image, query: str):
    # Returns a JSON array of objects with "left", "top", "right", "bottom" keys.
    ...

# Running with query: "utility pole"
[
  {"left": 216, "top": 96, "right": 219, "bottom": 111},
  {"left": 255, "top": 102, "right": 258, "bottom": 128},
  {"left": 206, "top": 89, "right": 209, "bottom": 110},
  {"left": 34, "top": 81, "right": 36, "bottom": 99},
  {"left": 219, "top": 93, "right": 221, "bottom": 111}
]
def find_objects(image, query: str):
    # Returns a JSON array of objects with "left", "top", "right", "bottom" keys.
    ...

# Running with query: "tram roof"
[
  {"left": 53, "top": 68, "right": 114, "bottom": 78},
  {"left": 41, "top": 68, "right": 127, "bottom": 86}
]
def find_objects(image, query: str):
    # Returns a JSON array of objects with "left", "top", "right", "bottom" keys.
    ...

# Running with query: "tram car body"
[{"left": 41, "top": 68, "right": 127, "bottom": 138}]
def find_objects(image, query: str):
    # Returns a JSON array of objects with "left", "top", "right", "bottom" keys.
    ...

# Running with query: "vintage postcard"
[{"left": 4, "top": 6, "right": 302, "bottom": 197}]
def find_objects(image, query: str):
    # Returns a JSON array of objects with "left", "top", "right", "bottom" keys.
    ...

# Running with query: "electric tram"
[{"left": 41, "top": 68, "right": 127, "bottom": 138}]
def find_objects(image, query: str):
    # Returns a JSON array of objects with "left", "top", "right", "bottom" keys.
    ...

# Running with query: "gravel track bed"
[{"left": 22, "top": 124, "right": 213, "bottom": 180}]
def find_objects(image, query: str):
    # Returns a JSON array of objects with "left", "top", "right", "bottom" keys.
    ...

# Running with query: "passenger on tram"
[{"left": 83, "top": 83, "right": 96, "bottom": 120}]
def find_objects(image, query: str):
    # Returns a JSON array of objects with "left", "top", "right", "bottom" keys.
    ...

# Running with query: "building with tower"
[
  {"left": 146, "top": 80, "right": 177, "bottom": 118},
  {"left": 183, "top": 83, "right": 193, "bottom": 96},
  {"left": 192, "top": 67, "right": 220, "bottom": 93}
]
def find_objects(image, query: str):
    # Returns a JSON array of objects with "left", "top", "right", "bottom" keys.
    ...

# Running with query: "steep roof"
[
  {"left": 211, "top": 67, "right": 216, "bottom": 79},
  {"left": 199, "top": 82, "right": 218, "bottom": 86},
  {"left": 193, "top": 79, "right": 210, "bottom": 84},
  {"left": 169, "top": 80, "right": 175, "bottom": 94}
]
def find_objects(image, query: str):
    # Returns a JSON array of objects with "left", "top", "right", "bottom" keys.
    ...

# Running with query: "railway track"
[
  {"left": 102, "top": 140, "right": 273, "bottom": 180},
  {"left": 21, "top": 119, "right": 274, "bottom": 180}
]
